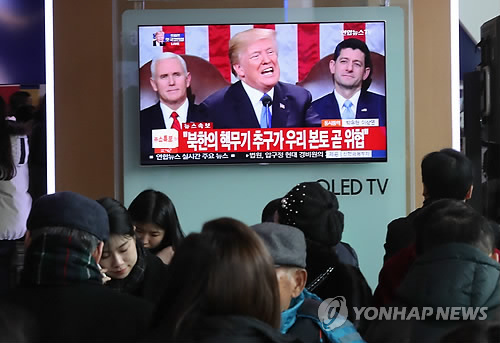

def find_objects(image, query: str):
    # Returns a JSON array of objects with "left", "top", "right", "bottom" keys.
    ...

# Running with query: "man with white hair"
[{"left": 140, "top": 52, "right": 201, "bottom": 159}]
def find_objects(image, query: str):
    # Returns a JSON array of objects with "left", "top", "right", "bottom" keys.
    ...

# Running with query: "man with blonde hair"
[{"left": 201, "top": 28, "right": 320, "bottom": 129}]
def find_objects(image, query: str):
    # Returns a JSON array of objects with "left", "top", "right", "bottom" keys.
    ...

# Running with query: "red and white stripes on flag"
[{"left": 139, "top": 22, "right": 385, "bottom": 86}]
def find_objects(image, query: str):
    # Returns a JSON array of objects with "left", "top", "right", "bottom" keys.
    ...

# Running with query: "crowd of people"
[
  {"left": 1, "top": 126, "right": 500, "bottom": 341},
  {"left": 2, "top": 24, "right": 499, "bottom": 343}
]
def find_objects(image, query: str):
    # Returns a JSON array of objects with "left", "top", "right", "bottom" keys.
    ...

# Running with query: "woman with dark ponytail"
[{"left": 128, "top": 189, "right": 184, "bottom": 264}]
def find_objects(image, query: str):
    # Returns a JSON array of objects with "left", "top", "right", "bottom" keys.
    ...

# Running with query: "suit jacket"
[
  {"left": 140, "top": 101, "right": 201, "bottom": 160},
  {"left": 311, "top": 90, "right": 386, "bottom": 126},
  {"left": 200, "top": 81, "right": 320, "bottom": 129}
]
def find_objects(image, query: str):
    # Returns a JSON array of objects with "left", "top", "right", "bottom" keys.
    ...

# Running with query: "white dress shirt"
[
  {"left": 334, "top": 89, "right": 361, "bottom": 119},
  {"left": 241, "top": 81, "right": 275, "bottom": 126},
  {"left": 160, "top": 98, "right": 189, "bottom": 129}
]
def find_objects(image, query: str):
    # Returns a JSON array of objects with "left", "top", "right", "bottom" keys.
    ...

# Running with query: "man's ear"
[
  {"left": 291, "top": 269, "right": 308, "bottom": 298},
  {"left": 92, "top": 241, "right": 104, "bottom": 264},
  {"left": 329, "top": 59, "right": 336, "bottom": 75},
  {"left": 149, "top": 77, "right": 159, "bottom": 92},
  {"left": 233, "top": 63, "right": 245, "bottom": 79},
  {"left": 465, "top": 185, "right": 473, "bottom": 200}
]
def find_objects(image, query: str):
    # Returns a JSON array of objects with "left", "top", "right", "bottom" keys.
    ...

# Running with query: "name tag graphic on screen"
[{"left": 152, "top": 129, "right": 179, "bottom": 149}]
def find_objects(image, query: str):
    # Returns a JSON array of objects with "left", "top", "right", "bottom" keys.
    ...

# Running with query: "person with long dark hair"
[
  {"left": 97, "top": 197, "right": 169, "bottom": 303},
  {"left": 0, "top": 95, "right": 32, "bottom": 291},
  {"left": 128, "top": 189, "right": 184, "bottom": 264},
  {"left": 150, "top": 217, "right": 300, "bottom": 342}
]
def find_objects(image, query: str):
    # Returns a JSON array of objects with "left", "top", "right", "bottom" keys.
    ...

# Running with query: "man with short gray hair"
[{"left": 2, "top": 191, "right": 153, "bottom": 342}]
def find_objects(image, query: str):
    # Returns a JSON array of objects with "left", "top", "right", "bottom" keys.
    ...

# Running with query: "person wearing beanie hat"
[
  {"left": 252, "top": 222, "right": 366, "bottom": 343},
  {"left": 277, "top": 182, "right": 373, "bottom": 335},
  {"left": 1, "top": 191, "right": 154, "bottom": 342},
  {"left": 278, "top": 181, "right": 358, "bottom": 267}
]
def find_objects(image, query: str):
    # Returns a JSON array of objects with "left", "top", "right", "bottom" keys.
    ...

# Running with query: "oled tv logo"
[{"left": 318, "top": 296, "right": 349, "bottom": 331}]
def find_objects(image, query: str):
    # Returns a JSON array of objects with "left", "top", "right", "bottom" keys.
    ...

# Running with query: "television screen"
[{"left": 138, "top": 22, "right": 387, "bottom": 165}]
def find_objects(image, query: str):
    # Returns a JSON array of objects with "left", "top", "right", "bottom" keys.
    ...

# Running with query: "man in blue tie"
[
  {"left": 201, "top": 28, "right": 320, "bottom": 129},
  {"left": 311, "top": 38, "right": 386, "bottom": 126}
]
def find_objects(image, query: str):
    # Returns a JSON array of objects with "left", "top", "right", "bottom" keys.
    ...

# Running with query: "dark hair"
[
  {"left": 157, "top": 217, "right": 281, "bottom": 339},
  {"left": 278, "top": 181, "right": 344, "bottom": 247},
  {"left": 14, "top": 105, "right": 36, "bottom": 123},
  {"left": 128, "top": 189, "right": 184, "bottom": 252},
  {"left": 421, "top": 148, "right": 473, "bottom": 200},
  {"left": 9, "top": 91, "right": 31, "bottom": 115},
  {"left": 97, "top": 197, "right": 135, "bottom": 238},
  {"left": 261, "top": 198, "right": 281, "bottom": 222},
  {"left": 0, "top": 105, "right": 30, "bottom": 180},
  {"left": 415, "top": 199, "right": 495, "bottom": 255},
  {"left": 333, "top": 38, "right": 372, "bottom": 90}
]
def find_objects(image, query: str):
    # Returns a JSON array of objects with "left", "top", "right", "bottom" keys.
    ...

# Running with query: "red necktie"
[{"left": 171, "top": 111, "right": 181, "bottom": 131}]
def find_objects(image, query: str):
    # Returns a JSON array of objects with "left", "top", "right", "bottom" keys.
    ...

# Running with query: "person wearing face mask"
[
  {"left": 311, "top": 38, "right": 386, "bottom": 126},
  {"left": 200, "top": 28, "right": 320, "bottom": 129},
  {"left": 97, "top": 197, "right": 169, "bottom": 304}
]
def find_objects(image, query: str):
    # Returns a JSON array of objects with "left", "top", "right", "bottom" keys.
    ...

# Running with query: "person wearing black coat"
[{"left": 3, "top": 192, "right": 154, "bottom": 342}]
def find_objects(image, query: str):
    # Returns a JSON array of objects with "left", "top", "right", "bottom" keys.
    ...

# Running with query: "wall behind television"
[{"left": 121, "top": 7, "right": 405, "bottom": 288}]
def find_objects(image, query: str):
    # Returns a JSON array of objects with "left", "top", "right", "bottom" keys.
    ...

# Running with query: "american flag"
[{"left": 139, "top": 22, "right": 385, "bottom": 86}]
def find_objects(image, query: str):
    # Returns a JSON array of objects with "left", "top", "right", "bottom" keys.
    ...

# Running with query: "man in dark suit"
[
  {"left": 311, "top": 38, "right": 386, "bottom": 126},
  {"left": 2, "top": 191, "right": 153, "bottom": 342},
  {"left": 200, "top": 28, "right": 320, "bottom": 129},
  {"left": 140, "top": 52, "right": 201, "bottom": 160}
]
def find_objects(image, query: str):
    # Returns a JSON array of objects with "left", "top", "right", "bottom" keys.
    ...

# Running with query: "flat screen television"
[{"left": 138, "top": 21, "right": 387, "bottom": 165}]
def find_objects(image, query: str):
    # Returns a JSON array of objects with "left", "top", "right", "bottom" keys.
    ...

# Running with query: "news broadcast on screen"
[{"left": 138, "top": 22, "right": 387, "bottom": 166}]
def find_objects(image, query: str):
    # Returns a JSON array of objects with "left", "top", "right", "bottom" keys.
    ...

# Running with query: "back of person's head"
[
  {"left": 97, "top": 197, "right": 135, "bottom": 237},
  {"left": 14, "top": 104, "right": 36, "bottom": 123},
  {"left": 278, "top": 181, "right": 344, "bottom": 247},
  {"left": 158, "top": 217, "right": 280, "bottom": 338},
  {"left": 415, "top": 199, "right": 495, "bottom": 255},
  {"left": 421, "top": 148, "right": 473, "bottom": 200},
  {"left": 261, "top": 198, "right": 282, "bottom": 223},
  {"left": 9, "top": 91, "right": 31, "bottom": 115},
  {"left": 128, "top": 189, "right": 184, "bottom": 252}
]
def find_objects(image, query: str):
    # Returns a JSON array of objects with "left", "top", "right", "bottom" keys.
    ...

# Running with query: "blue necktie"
[
  {"left": 260, "top": 93, "right": 272, "bottom": 128},
  {"left": 343, "top": 99, "right": 355, "bottom": 120}
]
